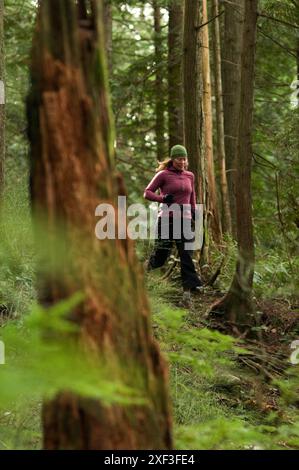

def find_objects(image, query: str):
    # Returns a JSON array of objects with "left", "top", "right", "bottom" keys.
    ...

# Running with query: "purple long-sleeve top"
[{"left": 144, "top": 164, "right": 196, "bottom": 218}]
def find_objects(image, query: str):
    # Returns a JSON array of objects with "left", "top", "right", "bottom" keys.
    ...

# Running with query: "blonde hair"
[
  {"left": 156, "top": 157, "right": 189, "bottom": 172},
  {"left": 156, "top": 158, "right": 172, "bottom": 172}
]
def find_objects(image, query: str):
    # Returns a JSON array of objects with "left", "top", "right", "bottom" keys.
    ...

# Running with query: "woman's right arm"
[{"left": 143, "top": 171, "right": 164, "bottom": 203}]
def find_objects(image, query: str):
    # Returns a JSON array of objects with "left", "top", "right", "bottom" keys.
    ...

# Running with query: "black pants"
[{"left": 148, "top": 217, "right": 202, "bottom": 290}]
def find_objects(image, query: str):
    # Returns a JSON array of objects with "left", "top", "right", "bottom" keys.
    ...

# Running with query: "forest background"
[{"left": 0, "top": 0, "right": 298, "bottom": 450}]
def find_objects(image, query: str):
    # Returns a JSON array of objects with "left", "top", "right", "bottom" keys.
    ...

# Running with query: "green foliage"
[
  {"left": 152, "top": 301, "right": 244, "bottom": 378},
  {"left": 175, "top": 419, "right": 273, "bottom": 450},
  {"left": 4, "top": 0, "right": 36, "bottom": 183},
  {"left": 0, "top": 398, "right": 42, "bottom": 450},
  {"left": 111, "top": 1, "right": 169, "bottom": 195},
  {"left": 0, "top": 187, "right": 35, "bottom": 321},
  {"left": 254, "top": 248, "right": 299, "bottom": 297},
  {"left": 0, "top": 293, "right": 146, "bottom": 408},
  {"left": 149, "top": 275, "right": 299, "bottom": 450},
  {"left": 0, "top": 0, "right": 37, "bottom": 320},
  {"left": 274, "top": 367, "right": 299, "bottom": 406},
  {"left": 254, "top": 0, "right": 299, "bottom": 259}
]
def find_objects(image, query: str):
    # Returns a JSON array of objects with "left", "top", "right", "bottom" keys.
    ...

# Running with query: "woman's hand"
[{"left": 163, "top": 194, "right": 174, "bottom": 204}]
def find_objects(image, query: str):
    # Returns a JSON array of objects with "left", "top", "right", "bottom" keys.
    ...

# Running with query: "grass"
[
  {"left": 0, "top": 399, "right": 42, "bottom": 450},
  {"left": 0, "top": 157, "right": 40, "bottom": 450},
  {"left": 147, "top": 271, "right": 299, "bottom": 450}
]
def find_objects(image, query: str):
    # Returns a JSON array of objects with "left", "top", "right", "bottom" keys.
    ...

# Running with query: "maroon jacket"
[{"left": 144, "top": 164, "right": 196, "bottom": 218}]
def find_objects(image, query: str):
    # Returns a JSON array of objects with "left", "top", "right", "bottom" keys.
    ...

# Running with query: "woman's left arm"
[{"left": 143, "top": 171, "right": 164, "bottom": 203}]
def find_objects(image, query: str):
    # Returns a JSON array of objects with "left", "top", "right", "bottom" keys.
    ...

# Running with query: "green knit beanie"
[{"left": 170, "top": 145, "right": 188, "bottom": 159}]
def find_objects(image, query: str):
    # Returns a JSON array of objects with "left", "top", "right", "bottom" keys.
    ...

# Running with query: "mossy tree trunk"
[
  {"left": 0, "top": 0, "right": 4, "bottom": 193},
  {"left": 211, "top": 0, "right": 258, "bottom": 332},
  {"left": 168, "top": 0, "right": 184, "bottom": 151},
  {"left": 211, "top": 0, "right": 232, "bottom": 236},
  {"left": 27, "top": 0, "right": 172, "bottom": 450},
  {"left": 222, "top": 0, "right": 244, "bottom": 239},
  {"left": 103, "top": 0, "right": 112, "bottom": 76},
  {"left": 183, "top": 0, "right": 204, "bottom": 203},
  {"left": 183, "top": 0, "right": 209, "bottom": 263}
]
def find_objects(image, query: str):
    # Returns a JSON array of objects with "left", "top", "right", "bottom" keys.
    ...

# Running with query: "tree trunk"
[
  {"left": 222, "top": 0, "right": 244, "bottom": 239},
  {"left": 201, "top": 0, "right": 222, "bottom": 245},
  {"left": 153, "top": 0, "right": 166, "bottom": 160},
  {"left": 0, "top": 0, "right": 4, "bottom": 193},
  {"left": 211, "top": 0, "right": 258, "bottom": 332},
  {"left": 168, "top": 0, "right": 184, "bottom": 151},
  {"left": 103, "top": 0, "right": 113, "bottom": 77},
  {"left": 297, "top": 35, "right": 299, "bottom": 106},
  {"left": 27, "top": 0, "right": 172, "bottom": 450},
  {"left": 183, "top": 0, "right": 204, "bottom": 203},
  {"left": 211, "top": 0, "right": 232, "bottom": 236}
]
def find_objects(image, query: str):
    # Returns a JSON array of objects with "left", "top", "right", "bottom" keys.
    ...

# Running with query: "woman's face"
[{"left": 172, "top": 156, "right": 188, "bottom": 171}]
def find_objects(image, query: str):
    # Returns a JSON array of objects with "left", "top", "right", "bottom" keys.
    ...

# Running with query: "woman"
[{"left": 143, "top": 145, "right": 202, "bottom": 305}]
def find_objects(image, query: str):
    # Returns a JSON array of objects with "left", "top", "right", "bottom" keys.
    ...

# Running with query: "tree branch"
[
  {"left": 258, "top": 27, "right": 297, "bottom": 58},
  {"left": 258, "top": 12, "right": 299, "bottom": 30},
  {"left": 196, "top": 10, "right": 224, "bottom": 30}
]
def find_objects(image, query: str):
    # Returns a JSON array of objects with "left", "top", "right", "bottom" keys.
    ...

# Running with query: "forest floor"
[
  {"left": 0, "top": 245, "right": 299, "bottom": 450},
  {"left": 147, "top": 268, "right": 299, "bottom": 449}
]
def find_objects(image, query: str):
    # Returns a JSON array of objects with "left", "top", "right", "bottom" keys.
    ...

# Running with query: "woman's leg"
[
  {"left": 176, "top": 241, "right": 202, "bottom": 290},
  {"left": 175, "top": 217, "right": 202, "bottom": 290},
  {"left": 147, "top": 218, "right": 172, "bottom": 270}
]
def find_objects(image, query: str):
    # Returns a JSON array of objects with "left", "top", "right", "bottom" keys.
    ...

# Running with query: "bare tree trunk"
[
  {"left": 201, "top": 0, "right": 222, "bottom": 245},
  {"left": 183, "top": 0, "right": 208, "bottom": 264},
  {"left": 297, "top": 35, "right": 299, "bottom": 105},
  {"left": 183, "top": 0, "right": 204, "bottom": 203},
  {"left": 0, "top": 0, "right": 4, "bottom": 193},
  {"left": 103, "top": 0, "right": 113, "bottom": 76},
  {"left": 222, "top": 0, "right": 244, "bottom": 239},
  {"left": 153, "top": 0, "right": 166, "bottom": 160},
  {"left": 211, "top": 0, "right": 232, "bottom": 235},
  {"left": 168, "top": 0, "right": 184, "bottom": 150},
  {"left": 211, "top": 0, "right": 258, "bottom": 332},
  {"left": 27, "top": 0, "right": 172, "bottom": 450}
]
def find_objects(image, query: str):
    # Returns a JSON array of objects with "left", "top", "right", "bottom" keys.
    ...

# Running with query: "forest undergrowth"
[
  {"left": 0, "top": 193, "right": 298, "bottom": 449},
  {"left": 145, "top": 241, "right": 299, "bottom": 450}
]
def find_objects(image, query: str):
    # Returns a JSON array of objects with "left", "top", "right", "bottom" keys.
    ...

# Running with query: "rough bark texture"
[
  {"left": 27, "top": 0, "right": 172, "bottom": 450},
  {"left": 222, "top": 0, "right": 244, "bottom": 239},
  {"left": 183, "top": 0, "right": 204, "bottom": 203},
  {"left": 168, "top": 0, "right": 184, "bottom": 150},
  {"left": 211, "top": 0, "right": 258, "bottom": 331},
  {"left": 201, "top": 0, "right": 222, "bottom": 245},
  {"left": 0, "top": 0, "right": 4, "bottom": 193},
  {"left": 211, "top": 0, "right": 232, "bottom": 235},
  {"left": 153, "top": 0, "right": 166, "bottom": 160}
]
